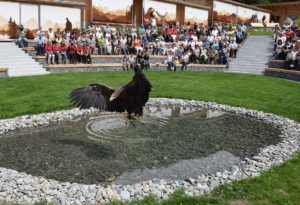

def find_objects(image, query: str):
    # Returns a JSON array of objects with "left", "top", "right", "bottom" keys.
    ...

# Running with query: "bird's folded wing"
[{"left": 68, "top": 83, "right": 125, "bottom": 112}]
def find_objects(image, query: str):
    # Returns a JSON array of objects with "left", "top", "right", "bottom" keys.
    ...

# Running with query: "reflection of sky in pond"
[{"left": 0, "top": 107, "right": 280, "bottom": 184}]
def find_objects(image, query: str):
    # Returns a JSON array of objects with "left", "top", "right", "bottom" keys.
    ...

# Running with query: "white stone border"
[{"left": 0, "top": 98, "right": 299, "bottom": 204}]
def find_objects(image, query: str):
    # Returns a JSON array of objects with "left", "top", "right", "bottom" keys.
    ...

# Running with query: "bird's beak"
[{"left": 110, "top": 97, "right": 116, "bottom": 102}]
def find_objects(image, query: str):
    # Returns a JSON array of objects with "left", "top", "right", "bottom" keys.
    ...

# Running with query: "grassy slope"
[{"left": 0, "top": 72, "right": 300, "bottom": 122}]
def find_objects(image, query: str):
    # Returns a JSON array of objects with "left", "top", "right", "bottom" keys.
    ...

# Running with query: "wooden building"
[{"left": 253, "top": 1, "right": 300, "bottom": 26}]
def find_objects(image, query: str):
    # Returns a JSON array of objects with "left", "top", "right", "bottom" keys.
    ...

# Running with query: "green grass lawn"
[
  {"left": 1, "top": 71, "right": 300, "bottom": 205},
  {"left": 1, "top": 71, "right": 300, "bottom": 122},
  {"left": 248, "top": 31, "right": 274, "bottom": 36}
]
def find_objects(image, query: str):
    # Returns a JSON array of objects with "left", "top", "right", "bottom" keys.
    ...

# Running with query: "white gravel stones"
[{"left": 0, "top": 98, "right": 299, "bottom": 204}]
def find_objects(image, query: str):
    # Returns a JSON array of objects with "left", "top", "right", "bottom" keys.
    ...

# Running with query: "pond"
[{"left": 0, "top": 107, "right": 280, "bottom": 184}]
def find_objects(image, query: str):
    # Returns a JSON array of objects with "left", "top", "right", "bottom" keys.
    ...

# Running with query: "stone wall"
[
  {"left": 45, "top": 65, "right": 226, "bottom": 73},
  {"left": 269, "top": 61, "right": 300, "bottom": 70},
  {"left": 0, "top": 71, "right": 8, "bottom": 78},
  {"left": 264, "top": 70, "right": 300, "bottom": 82}
]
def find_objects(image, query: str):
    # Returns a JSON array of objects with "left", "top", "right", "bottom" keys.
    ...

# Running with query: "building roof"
[
  {"left": 252, "top": 1, "right": 300, "bottom": 8},
  {"left": 216, "top": 0, "right": 272, "bottom": 13},
  {"left": 156, "top": 0, "right": 211, "bottom": 11},
  {"left": 2, "top": 0, "right": 86, "bottom": 7}
]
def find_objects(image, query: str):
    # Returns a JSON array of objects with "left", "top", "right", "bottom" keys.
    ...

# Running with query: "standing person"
[
  {"left": 83, "top": 43, "right": 92, "bottom": 64},
  {"left": 153, "top": 39, "right": 160, "bottom": 56},
  {"left": 126, "top": 38, "right": 134, "bottom": 54},
  {"left": 68, "top": 42, "right": 76, "bottom": 64},
  {"left": 150, "top": 15, "right": 156, "bottom": 28},
  {"left": 174, "top": 56, "right": 180, "bottom": 71},
  {"left": 134, "top": 36, "right": 143, "bottom": 54},
  {"left": 167, "top": 51, "right": 174, "bottom": 70},
  {"left": 221, "top": 43, "right": 230, "bottom": 68},
  {"left": 17, "top": 25, "right": 28, "bottom": 48},
  {"left": 44, "top": 41, "right": 54, "bottom": 65},
  {"left": 120, "top": 35, "right": 128, "bottom": 55},
  {"left": 239, "top": 22, "right": 247, "bottom": 39},
  {"left": 144, "top": 15, "right": 150, "bottom": 30},
  {"left": 182, "top": 50, "right": 189, "bottom": 71},
  {"left": 151, "top": 26, "right": 158, "bottom": 42},
  {"left": 207, "top": 45, "right": 217, "bottom": 64},
  {"left": 76, "top": 43, "right": 84, "bottom": 64},
  {"left": 35, "top": 33, "right": 45, "bottom": 55},
  {"left": 136, "top": 50, "right": 144, "bottom": 70},
  {"left": 52, "top": 41, "right": 61, "bottom": 64},
  {"left": 144, "top": 51, "right": 151, "bottom": 70},
  {"left": 60, "top": 41, "right": 69, "bottom": 64},
  {"left": 122, "top": 53, "right": 130, "bottom": 71}
]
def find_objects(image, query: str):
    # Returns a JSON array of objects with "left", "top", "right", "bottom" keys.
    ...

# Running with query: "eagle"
[{"left": 68, "top": 65, "right": 152, "bottom": 123}]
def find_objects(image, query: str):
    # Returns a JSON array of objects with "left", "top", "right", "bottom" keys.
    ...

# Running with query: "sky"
[
  {"left": 93, "top": 0, "right": 132, "bottom": 11},
  {"left": 0, "top": 2, "right": 19, "bottom": 27},
  {"left": 144, "top": 0, "right": 176, "bottom": 16}
]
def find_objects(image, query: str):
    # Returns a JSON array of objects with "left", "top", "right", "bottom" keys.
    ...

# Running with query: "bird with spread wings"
[{"left": 68, "top": 65, "right": 152, "bottom": 123}]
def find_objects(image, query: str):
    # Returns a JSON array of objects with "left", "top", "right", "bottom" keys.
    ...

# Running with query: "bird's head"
[{"left": 110, "top": 87, "right": 124, "bottom": 102}]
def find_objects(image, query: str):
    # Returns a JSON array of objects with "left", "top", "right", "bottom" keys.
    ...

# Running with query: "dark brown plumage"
[{"left": 68, "top": 65, "right": 152, "bottom": 117}]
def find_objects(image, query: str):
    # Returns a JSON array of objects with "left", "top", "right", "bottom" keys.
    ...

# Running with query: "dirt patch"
[
  {"left": 230, "top": 200, "right": 250, "bottom": 205},
  {"left": 280, "top": 189, "right": 290, "bottom": 195}
]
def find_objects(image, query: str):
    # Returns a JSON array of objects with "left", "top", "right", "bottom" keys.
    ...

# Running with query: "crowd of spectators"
[
  {"left": 17, "top": 19, "right": 250, "bottom": 68},
  {"left": 273, "top": 21, "right": 300, "bottom": 70}
]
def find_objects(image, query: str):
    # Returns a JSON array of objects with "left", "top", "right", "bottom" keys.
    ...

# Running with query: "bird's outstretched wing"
[
  {"left": 125, "top": 65, "right": 152, "bottom": 107},
  {"left": 68, "top": 83, "right": 125, "bottom": 112}
]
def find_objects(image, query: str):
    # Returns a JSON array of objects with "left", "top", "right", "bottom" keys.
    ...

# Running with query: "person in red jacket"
[
  {"left": 68, "top": 41, "right": 77, "bottom": 64},
  {"left": 45, "top": 41, "right": 54, "bottom": 65},
  {"left": 52, "top": 41, "right": 61, "bottom": 64},
  {"left": 163, "top": 26, "right": 171, "bottom": 42},
  {"left": 60, "top": 41, "right": 69, "bottom": 64},
  {"left": 76, "top": 43, "right": 83, "bottom": 64},
  {"left": 82, "top": 42, "right": 92, "bottom": 64}
]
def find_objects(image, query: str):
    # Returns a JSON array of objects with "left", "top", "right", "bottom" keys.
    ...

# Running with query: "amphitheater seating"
[
  {"left": 265, "top": 68, "right": 300, "bottom": 82},
  {"left": 0, "top": 68, "right": 9, "bottom": 78},
  {"left": 268, "top": 60, "right": 300, "bottom": 70}
]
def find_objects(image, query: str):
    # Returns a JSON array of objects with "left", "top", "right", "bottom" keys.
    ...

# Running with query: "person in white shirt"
[
  {"left": 96, "top": 29, "right": 103, "bottom": 39},
  {"left": 189, "top": 39, "right": 196, "bottom": 50},
  {"left": 196, "top": 38, "right": 203, "bottom": 48},
  {"left": 274, "top": 32, "right": 286, "bottom": 51},
  {"left": 191, "top": 32, "right": 198, "bottom": 42},
  {"left": 152, "top": 39, "right": 160, "bottom": 56},
  {"left": 48, "top": 28, "right": 55, "bottom": 44},
  {"left": 170, "top": 44, "right": 178, "bottom": 54},
  {"left": 182, "top": 50, "right": 189, "bottom": 70},
  {"left": 95, "top": 24, "right": 101, "bottom": 33},
  {"left": 37, "top": 27, "right": 44, "bottom": 37},
  {"left": 159, "top": 39, "right": 167, "bottom": 56},
  {"left": 283, "top": 47, "right": 295, "bottom": 69},
  {"left": 215, "top": 33, "right": 221, "bottom": 41},
  {"left": 229, "top": 39, "right": 237, "bottom": 57},
  {"left": 167, "top": 51, "right": 175, "bottom": 71},
  {"left": 105, "top": 31, "right": 112, "bottom": 40},
  {"left": 211, "top": 27, "right": 218, "bottom": 37},
  {"left": 131, "top": 25, "right": 137, "bottom": 39},
  {"left": 182, "top": 37, "right": 189, "bottom": 51},
  {"left": 120, "top": 35, "right": 128, "bottom": 55},
  {"left": 191, "top": 44, "right": 200, "bottom": 64},
  {"left": 207, "top": 33, "right": 215, "bottom": 43},
  {"left": 150, "top": 16, "right": 156, "bottom": 27},
  {"left": 106, "top": 37, "right": 112, "bottom": 55}
]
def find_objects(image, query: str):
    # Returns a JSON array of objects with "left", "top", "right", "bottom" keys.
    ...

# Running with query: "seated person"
[
  {"left": 35, "top": 33, "right": 45, "bottom": 55},
  {"left": 126, "top": 38, "right": 134, "bottom": 55},
  {"left": 142, "top": 36, "right": 149, "bottom": 52},
  {"left": 229, "top": 39, "right": 237, "bottom": 57},
  {"left": 207, "top": 32, "right": 215, "bottom": 43},
  {"left": 207, "top": 45, "right": 217, "bottom": 64},
  {"left": 44, "top": 41, "right": 54, "bottom": 65},
  {"left": 97, "top": 36, "right": 106, "bottom": 55},
  {"left": 174, "top": 56, "right": 180, "bottom": 71},
  {"left": 112, "top": 36, "right": 119, "bottom": 55},
  {"left": 76, "top": 43, "right": 84, "bottom": 64},
  {"left": 144, "top": 51, "right": 151, "bottom": 70},
  {"left": 128, "top": 53, "right": 135, "bottom": 69},
  {"left": 87, "top": 35, "right": 96, "bottom": 55},
  {"left": 68, "top": 42, "right": 77, "bottom": 64},
  {"left": 182, "top": 50, "right": 189, "bottom": 70},
  {"left": 106, "top": 37, "right": 112, "bottom": 55},
  {"left": 153, "top": 39, "right": 160, "bottom": 56},
  {"left": 167, "top": 51, "right": 175, "bottom": 71},
  {"left": 235, "top": 28, "right": 243, "bottom": 44},
  {"left": 163, "top": 26, "right": 171, "bottom": 42},
  {"left": 122, "top": 53, "right": 130, "bottom": 71},
  {"left": 17, "top": 25, "right": 28, "bottom": 48},
  {"left": 294, "top": 47, "right": 300, "bottom": 66},
  {"left": 60, "top": 41, "right": 69, "bottom": 64},
  {"left": 283, "top": 47, "right": 295, "bottom": 69},
  {"left": 151, "top": 26, "right": 158, "bottom": 42},
  {"left": 200, "top": 45, "right": 208, "bottom": 64},
  {"left": 134, "top": 36, "right": 143, "bottom": 54},
  {"left": 82, "top": 42, "right": 92, "bottom": 64},
  {"left": 136, "top": 50, "right": 144, "bottom": 69},
  {"left": 159, "top": 39, "right": 168, "bottom": 56},
  {"left": 52, "top": 41, "right": 61, "bottom": 64},
  {"left": 139, "top": 24, "right": 145, "bottom": 36},
  {"left": 273, "top": 40, "right": 284, "bottom": 60}
]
